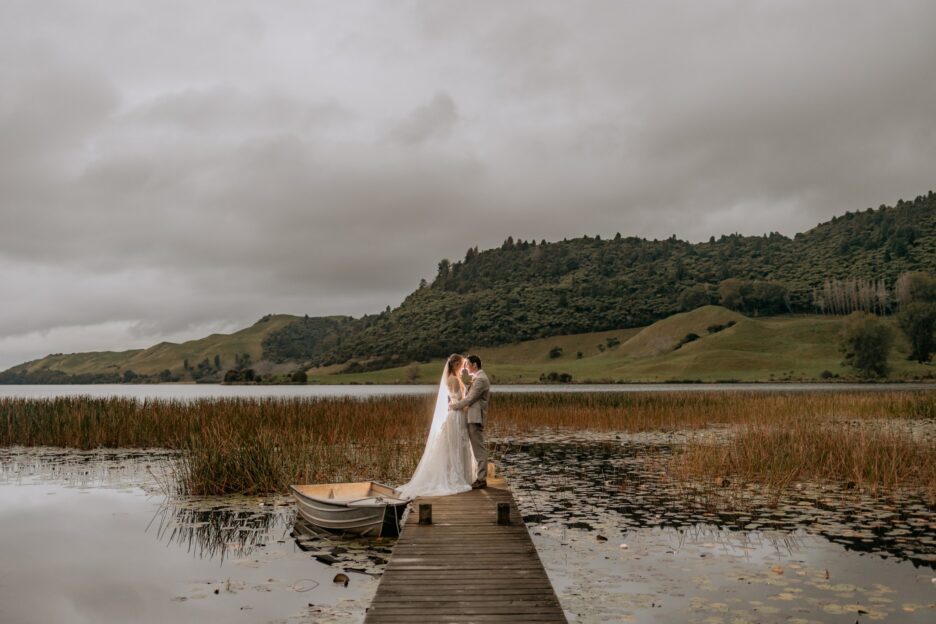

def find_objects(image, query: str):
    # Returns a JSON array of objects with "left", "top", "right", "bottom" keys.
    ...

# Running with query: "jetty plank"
[{"left": 365, "top": 476, "right": 567, "bottom": 624}]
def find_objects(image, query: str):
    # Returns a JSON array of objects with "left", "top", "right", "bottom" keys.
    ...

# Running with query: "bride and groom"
[{"left": 398, "top": 354, "right": 491, "bottom": 498}]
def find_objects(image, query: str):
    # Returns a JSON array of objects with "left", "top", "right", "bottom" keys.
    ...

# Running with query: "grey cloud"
[
  {"left": 1, "top": 0, "right": 935, "bottom": 369},
  {"left": 126, "top": 85, "right": 353, "bottom": 134},
  {"left": 386, "top": 91, "right": 459, "bottom": 145},
  {"left": 0, "top": 58, "right": 118, "bottom": 170}
]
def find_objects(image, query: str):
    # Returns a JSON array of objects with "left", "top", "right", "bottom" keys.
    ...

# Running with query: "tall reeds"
[
  {"left": 1, "top": 391, "right": 933, "bottom": 495},
  {"left": 673, "top": 415, "right": 936, "bottom": 497},
  {"left": 0, "top": 395, "right": 433, "bottom": 494}
]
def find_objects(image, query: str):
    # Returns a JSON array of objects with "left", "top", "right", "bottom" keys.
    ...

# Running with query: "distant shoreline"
[
  {"left": 1, "top": 379, "right": 935, "bottom": 386},
  {"left": 299, "top": 379, "right": 936, "bottom": 387}
]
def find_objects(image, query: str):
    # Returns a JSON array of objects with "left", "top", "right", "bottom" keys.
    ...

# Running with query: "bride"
[{"left": 397, "top": 354, "right": 476, "bottom": 498}]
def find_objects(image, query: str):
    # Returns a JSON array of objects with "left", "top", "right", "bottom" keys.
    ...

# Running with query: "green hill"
[
  {"left": 3, "top": 191, "right": 935, "bottom": 383},
  {"left": 0, "top": 314, "right": 303, "bottom": 383},
  {"left": 274, "top": 191, "right": 936, "bottom": 369},
  {"left": 307, "top": 306, "right": 933, "bottom": 384}
]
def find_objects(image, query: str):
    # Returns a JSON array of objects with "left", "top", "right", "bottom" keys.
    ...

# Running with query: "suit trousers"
[{"left": 467, "top": 422, "right": 487, "bottom": 481}]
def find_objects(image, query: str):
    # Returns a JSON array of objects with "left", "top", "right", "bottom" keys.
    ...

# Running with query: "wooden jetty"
[{"left": 365, "top": 473, "right": 567, "bottom": 623}]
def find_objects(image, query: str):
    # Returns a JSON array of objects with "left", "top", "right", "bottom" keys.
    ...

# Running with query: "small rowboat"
[{"left": 289, "top": 481, "right": 411, "bottom": 538}]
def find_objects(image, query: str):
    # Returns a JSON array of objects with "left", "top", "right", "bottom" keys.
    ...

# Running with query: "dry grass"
[
  {"left": 673, "top": 416, "right": 936, "bottom": 497},
  {"left": 1, "top": 391, "right": 933, "bottom": 495},
  {"left": 487, "top": 390, "right": 936, "bottom": 434},
  {"left": 0, "top": 396, "right": 431, "bottom": 494}
]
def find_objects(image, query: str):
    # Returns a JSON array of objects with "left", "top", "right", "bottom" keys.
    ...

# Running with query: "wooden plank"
[
  {"left": 364, "top": 476, "right": 567, "bottom": 624},
  {"left": 374, "top": 589, "right": 557, "bottom": 596},
  {"left": 367, "top": 600, "right": 563, "bottom": 607},
  {"left": 370, "top": 616, "right": 566, "bottom": 621},
  {"left": 375, "top": 579, "right": 554, "bottom": 586}
]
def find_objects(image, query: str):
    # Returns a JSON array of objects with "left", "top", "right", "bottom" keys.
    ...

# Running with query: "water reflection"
[
  {"left": 0, "top": 448, "right": 382, "bottom": 623},
  {"left": 497, "top": 437, "right": 936, "bottom": 623},
  {"left": 149, "top": 499, "right": 284, "bottom": 562},
  {"left": 146, "top": 497, "right": 395, "bottom": 577},
  {"left": 0, "top": 446, "right": 175, "bottom": 490},
  {"left": 290, "top": 517, "right": 394, "bottom": 576},
  {"left": 499, "top": 439, "right": 936, "bottom": 568}
]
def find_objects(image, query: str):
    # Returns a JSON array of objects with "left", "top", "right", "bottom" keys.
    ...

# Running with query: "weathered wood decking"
[{"left": 365, "top": 475, "right": 567, "bottom": 623}]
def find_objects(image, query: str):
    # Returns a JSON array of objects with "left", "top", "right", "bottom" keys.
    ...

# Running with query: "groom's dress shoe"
[{"left": 471, "top": 480, "right": 487, "bottom": 489}]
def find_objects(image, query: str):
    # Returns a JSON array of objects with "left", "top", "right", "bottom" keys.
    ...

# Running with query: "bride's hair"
[
  {"left": 447, "top": 353, "right": 464, "bottom": 376},
  {"left": 446, "top": 354, "right": 467, "bottom": 396}
]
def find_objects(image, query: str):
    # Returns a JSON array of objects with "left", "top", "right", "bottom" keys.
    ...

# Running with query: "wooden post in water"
[
  {"left": 418, "top": 503, "right": 432, "bottom": 525},
  {"left": 497, "top": 501, "right": 511, "bottom": 525}
]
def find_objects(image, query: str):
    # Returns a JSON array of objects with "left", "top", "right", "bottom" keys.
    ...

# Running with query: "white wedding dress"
[{"left": 397, "top": 367, "right": 477, "bottom": 498}]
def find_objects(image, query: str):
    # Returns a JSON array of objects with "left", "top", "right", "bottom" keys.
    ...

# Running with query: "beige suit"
[
  {"left": 452, "top": 370, "right": 490, "bottom": 425},
  {"left": 451, "top": 369, "right": 491, "bottom": 481}
]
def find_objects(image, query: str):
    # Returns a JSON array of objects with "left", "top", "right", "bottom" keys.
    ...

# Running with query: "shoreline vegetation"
[
  {"left": 1, "top": 392, "right": 933, "bottom": 501},
  {"left": 7, "top": 305, "right": 935, "bottom": 386},
  {"left": 5, "top": 195, "right": 936, "bottom": 387}
]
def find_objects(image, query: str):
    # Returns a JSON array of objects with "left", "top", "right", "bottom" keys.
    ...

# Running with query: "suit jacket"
[{"left": 451, "top": 370, "right": 490, "bottom": 425}]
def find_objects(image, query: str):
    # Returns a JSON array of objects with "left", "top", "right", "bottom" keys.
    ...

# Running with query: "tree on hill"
[
  {"left": 747, "top": 281, "right": 790, "bottom": 315},
  {"left": 192, "top": 358, "right": 215, "bottom": 380},
  {"left": 261, "top": 316, "right": 356, "bottom": 363},
  {"left": 234, "top": 353, "right": 252, "bottom": 371},
  {"left": 896, "top": 271, "right": 936, "bottom": 362},
  {"left": 895, "top": 271, "right": 936, "bottom": 307},
  {"left": 678, "top": 284, "right": 716, "bottom": 311},
  {"left": 717, "top": 279, "right": 748, "bottom": 312},
  {"left": 899, "top": 303, "right": 936, "bottom": 362},
  {"left": 813, "top": 277, "right": 893, "bottom": 316},
  {"left": 840, "top": 312, "right": 894, "bottom": 377},
  {"left": 718, "top": 279, "right": 788, "bottom": 315},
  {"left": 224, "top": 368, "right": 257, "bottom": 383}
]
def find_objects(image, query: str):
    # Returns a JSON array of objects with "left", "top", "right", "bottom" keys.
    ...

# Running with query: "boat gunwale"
[{"left": 290, "top": 481, "right": 412, "bottom": 508}]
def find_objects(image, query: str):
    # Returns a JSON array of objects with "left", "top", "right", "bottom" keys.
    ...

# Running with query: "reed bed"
[
  {"left": 0, "top": 395, "right": 433, "bottom": 494},
  {"left": 484, "top": 390, "right": 936, "bottom": 435},
  {"left": 1, "top": 391, "right": 933, "bottom": 495},
  {"left": 673, "top": 416, "right": 936, "bottom": 498}
]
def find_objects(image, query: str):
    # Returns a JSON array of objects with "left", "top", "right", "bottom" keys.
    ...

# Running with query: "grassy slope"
[
  {"left": 15, "top": 314, "right": 301, "bottom": 376},
  {"left": 306, "top": 306, "right": 933, "bottom": 384},
  {"left": 11, "top": 306, "right": 932, "bottom": 384}
]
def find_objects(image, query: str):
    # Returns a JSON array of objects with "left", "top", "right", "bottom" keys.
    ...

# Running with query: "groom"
[{"left": 451, "top": 355, "right": 491, "bottom": 489}]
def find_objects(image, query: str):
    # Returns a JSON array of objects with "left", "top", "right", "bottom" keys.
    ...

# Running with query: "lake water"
[
  {"left": 3, "top": 434, "right": 935, "bottom": 623},
  {"left": 0, "top": 448, "right": 387, "bottom": 624},
  {"left": 2, "top": 391, "right": 934, "bottom": 622},
  {"left": 498, "top": 433, "right": 936, "bottom": 623},
  {"left": 0, "top": 382, "right": 932, "bottom": 400}
]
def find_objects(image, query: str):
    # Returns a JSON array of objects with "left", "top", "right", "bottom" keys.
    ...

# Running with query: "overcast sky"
[{"left": 1, "top": 1, "right": 935, "bottom": 369}]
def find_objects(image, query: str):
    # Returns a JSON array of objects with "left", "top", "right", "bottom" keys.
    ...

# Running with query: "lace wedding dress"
[{"left": 397, "top": 367, "right": 477, "bottom": 498}]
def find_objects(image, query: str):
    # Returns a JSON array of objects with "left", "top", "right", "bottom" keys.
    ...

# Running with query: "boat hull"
[{"left": 290, "top": 482, "right": 410, "bottom": 538}]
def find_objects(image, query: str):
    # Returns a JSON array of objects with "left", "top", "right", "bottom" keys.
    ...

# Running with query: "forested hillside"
[
  {"left": 270, "top": 191, "right": 935, "bottom": 368},
  {"left": 4, "top": 190, "right": 934, "bottom": 382}
]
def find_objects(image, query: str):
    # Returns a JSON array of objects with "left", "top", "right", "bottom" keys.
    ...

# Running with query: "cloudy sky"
[{"left": 1, "top": 1, "right": 935, "bottom": 369}]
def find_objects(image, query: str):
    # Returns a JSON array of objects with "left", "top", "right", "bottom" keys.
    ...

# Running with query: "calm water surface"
[
  {"left": 3, "top": 427, "right": 935, "bottom": 622},
  {"left": 0, "top": 382, "right": 932, "bottom": 400},
  {"left": 0, "top": 449, "right": 386, "bottom": 624},
  {"left": 3, "top": 437, "right": 935, "bottom": 623},
  {"left": 497, "top": 434, "right": 936, "bottom": 623}
]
